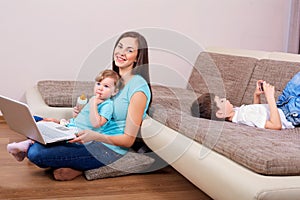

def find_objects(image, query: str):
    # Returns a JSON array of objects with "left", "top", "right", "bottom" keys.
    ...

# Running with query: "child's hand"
[
  {"left": 254, "top": 80, "right": 264, "bottom": 96},
  {"left": 263, "top": 82, "right": 276, "bottom": 102},
  {"left": 72, "top": 106, "right": 80, "bottom": 118},
  {"left": 90, "top": 95, "right": 104, "bottom": 105}
]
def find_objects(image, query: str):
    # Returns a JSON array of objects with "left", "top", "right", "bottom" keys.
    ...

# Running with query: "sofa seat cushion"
[
  {"left": 187, "top": 52, "right": 258, "bottom": 106},
  {"left": 37, "top": 80, "right": 95, "bottom": 107},
  {"left": 150, "top": 86, "right": 300, "bottom": 176},
  {"left": 151, "top": 85, "right": 200, "bottom": 115}
]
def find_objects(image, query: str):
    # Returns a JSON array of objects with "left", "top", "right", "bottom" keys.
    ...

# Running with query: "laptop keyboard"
[{"left": 36, "top": 122, "right": 76, "bottom": 141}]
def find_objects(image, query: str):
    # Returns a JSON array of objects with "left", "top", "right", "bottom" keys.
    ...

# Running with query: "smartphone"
[{"left": 260, "top": 82, "right": 264, "bottom": 91}]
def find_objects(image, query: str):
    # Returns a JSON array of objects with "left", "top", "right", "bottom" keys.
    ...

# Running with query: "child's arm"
[
  {"left": 263, "top": 82, "right": 282, "bottom": 130},
  {"left": 72, "top": 106, "right": 80, "bottom": 118},
  {"left": 253, "top": 80, "right": 264, "bottom": 104},
  {"left": 89, "top": 96, "right": 108, "bottom": 128}
]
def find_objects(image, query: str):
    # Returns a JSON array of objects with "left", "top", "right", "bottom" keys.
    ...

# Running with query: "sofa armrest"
[{"left": 25, "top": 85, "right": 73, "bottom": 119}]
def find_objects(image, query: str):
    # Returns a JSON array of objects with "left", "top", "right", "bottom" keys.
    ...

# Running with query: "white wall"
[{"left": 0, "top": 0, "right": 292, "bottom": 101}]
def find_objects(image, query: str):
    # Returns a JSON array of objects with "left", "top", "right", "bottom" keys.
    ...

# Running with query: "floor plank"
[{"left": 0, "top": 122, "right": 212, "bottom": 200}]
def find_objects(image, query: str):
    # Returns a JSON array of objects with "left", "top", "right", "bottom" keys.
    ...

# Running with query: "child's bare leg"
[
  {"left": 53, "top": 168, "right": 83, "bottom": 181},
  {"left": 7, "top": 139, "right": 34, "bottom": 161},
  {"left": 42, "top": 118, "right": 60, "bottom": 124}
]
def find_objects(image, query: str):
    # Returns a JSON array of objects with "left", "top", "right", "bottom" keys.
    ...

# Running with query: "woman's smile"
[
  {"left": 113, "top": 37, "right": 138, "bottom": 70},
  {"left": 115, "top": 55, "right": 127, "bottom": 63}
]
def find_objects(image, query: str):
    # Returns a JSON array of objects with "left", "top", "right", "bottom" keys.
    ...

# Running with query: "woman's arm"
[
  {"left": 99, "top": 91, "right": 147, "bottom": 147},
  {"left": 70, "top": 91, "right": 147, "bottom": 147}
]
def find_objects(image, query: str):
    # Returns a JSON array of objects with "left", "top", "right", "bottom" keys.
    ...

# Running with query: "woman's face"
[{"left": 113, "top": 37, "right": 138, "bottom": 71}]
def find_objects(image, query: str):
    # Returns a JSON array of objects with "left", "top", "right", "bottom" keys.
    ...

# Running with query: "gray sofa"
[
  {"left": 141, "top": 47, "right": 300, "bottom": 200},
  {"left": 26, "top": 47, "right": 300, "bottom": 199}
]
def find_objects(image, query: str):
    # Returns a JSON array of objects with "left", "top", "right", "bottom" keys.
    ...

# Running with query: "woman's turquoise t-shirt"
[{"left": 102, "top": 75, "right": 151, "bottom": 155}]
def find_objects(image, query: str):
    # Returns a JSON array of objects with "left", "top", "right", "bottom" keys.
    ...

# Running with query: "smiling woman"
[{"left": 5, "top": 31, "right": 153, "bottom": 181}]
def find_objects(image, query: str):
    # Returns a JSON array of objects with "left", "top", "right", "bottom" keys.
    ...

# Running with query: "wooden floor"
[{"left": 0, "top": 119, "right": 212, "bottom": 200}]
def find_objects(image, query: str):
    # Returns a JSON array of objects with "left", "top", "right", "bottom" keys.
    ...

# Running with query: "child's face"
[
  {"left": 94, "top": 77, "right": 117, "bottom": 100},
  {"left": 214, "top": 96, "right": 233, "bottom": 118}
]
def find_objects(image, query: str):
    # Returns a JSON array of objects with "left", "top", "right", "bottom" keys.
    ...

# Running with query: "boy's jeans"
[{"left": 277, "top": 71, "right": 300, "bottom": 126}]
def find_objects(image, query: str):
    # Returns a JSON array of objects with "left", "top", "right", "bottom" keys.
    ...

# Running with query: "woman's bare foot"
[
  {"left": 53, "top": 168, "right": 82, "bottom": 181},
  {"left": 7, "top": 139, "right": 33, "bottom": 161}
]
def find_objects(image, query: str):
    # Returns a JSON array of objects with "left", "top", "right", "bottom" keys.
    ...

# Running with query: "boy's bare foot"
[{"left": 53, "top": 168, "right": 82, "bottom": 181}]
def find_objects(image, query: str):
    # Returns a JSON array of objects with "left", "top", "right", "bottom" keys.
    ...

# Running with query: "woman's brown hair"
[{"left": 112, "top": 31, "right": 152, "bottom": 106}]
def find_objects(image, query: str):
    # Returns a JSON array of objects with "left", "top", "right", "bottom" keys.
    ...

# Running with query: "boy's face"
[
  {"left": 214, "top": 96, "right": 233, "bottom": 118},
  {"left": 94, "top": 77, "right": 117, "bottom": 100}
]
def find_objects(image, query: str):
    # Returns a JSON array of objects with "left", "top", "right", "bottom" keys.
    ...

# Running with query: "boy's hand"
[
  {"left": 263, "top": 82, "right": 276, "bottom": 102},
  {"left": 253, "top": 80, "right": 264, "bottom": 104},
  {"left": 255, "top": 80, "right": 264, "bottom": 96}
]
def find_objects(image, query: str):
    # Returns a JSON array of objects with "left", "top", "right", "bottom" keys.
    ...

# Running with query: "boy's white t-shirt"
[{"left": 232, "top": 104, "right": 294, "bottom": 129}]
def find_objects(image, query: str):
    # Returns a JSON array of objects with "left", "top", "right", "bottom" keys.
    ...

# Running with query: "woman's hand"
[{"left": 68, "top": 130, "right": 101, "bottom": 144}]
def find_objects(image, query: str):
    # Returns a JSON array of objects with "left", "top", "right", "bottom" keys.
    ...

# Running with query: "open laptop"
[{"left": 0, "top": 95, "right": 77, "bottom": 144}]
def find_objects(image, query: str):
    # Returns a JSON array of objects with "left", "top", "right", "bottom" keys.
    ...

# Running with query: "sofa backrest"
[
  {"left": 188, "top": 50, "right": 300, "bottom": 107},
  {"left": 241, "top": 59, "right": 300, "bottom": 105},
  {"left": 187, "top": 52, "right": 258, "bottom": 106},
  {"left": 37, "top": 80, "right": 95, "bottom": 107}
]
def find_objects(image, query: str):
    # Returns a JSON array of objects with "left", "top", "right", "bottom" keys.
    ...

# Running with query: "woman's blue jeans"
[{"left": 27, "top": 141, "right": 123, "bottom": 171}]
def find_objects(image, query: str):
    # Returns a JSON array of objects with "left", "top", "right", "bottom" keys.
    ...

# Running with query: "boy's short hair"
[
  {"left": 95, "top": 69, "right": 120, "bottom": 86},
  {"left": 191, "top": 93, "right": 221, "bottom": 120}
]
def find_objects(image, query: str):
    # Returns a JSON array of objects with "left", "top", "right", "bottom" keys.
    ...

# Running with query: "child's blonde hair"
[{"left": 95, "top": 69, "right": 120, "bottom": 87}]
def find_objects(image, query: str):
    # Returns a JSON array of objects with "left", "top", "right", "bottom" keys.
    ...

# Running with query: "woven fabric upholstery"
[
  {"left": 150, "top": 86, "right": 300, "bottom": 175},
  {"left": 151, "top": 85, "right": 200, "bottom": 115},
  {"left": 37, "top": 80, "right": 95, "bottom": 107},
  {"left": 187, "top": 52, "right": 258, "bottom": 106},
  {"left": 241, "top": 59, "right": 300, "bottom": 105},
  {"left": 84, "top": 151, "right": 155, "bottom": 180}
]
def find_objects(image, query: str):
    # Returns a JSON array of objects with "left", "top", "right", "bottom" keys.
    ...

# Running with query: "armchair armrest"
[{"left": 25, "top": 85, "right": 73, "bottom": 119}]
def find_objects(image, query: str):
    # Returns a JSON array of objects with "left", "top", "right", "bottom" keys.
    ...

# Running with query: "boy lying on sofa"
[{"left": 191, "top": 71, "right": 300, "bottom": 130}]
